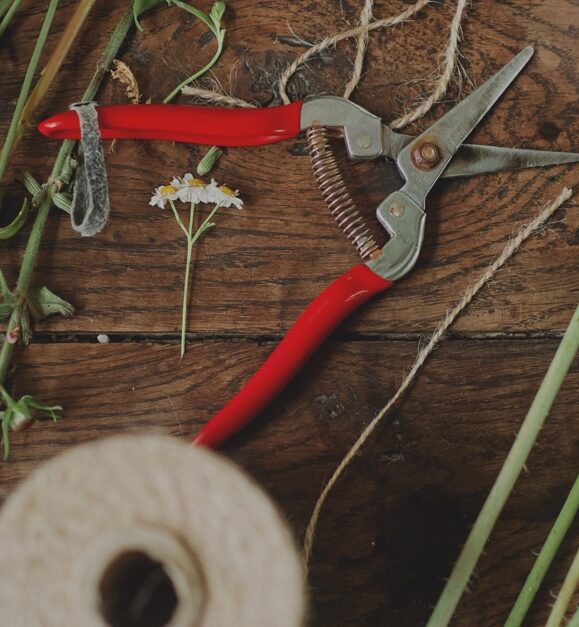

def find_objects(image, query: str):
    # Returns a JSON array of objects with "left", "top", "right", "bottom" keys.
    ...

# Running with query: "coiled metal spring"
[{"left": 307, "top": 126, "right": 380, "bottom": 260}]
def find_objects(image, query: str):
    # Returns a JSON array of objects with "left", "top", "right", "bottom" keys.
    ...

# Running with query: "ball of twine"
[{"left": 0, "top": 435, "right": 306, "bottom": 627}]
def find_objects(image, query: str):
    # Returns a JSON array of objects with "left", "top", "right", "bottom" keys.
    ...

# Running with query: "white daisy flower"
[
  {"left": 150, "top": 183, "right": 179, "bottom": 208},
  {"left": 207, "top": 178, "right": 244, "bottom": 209},
  {"left": 174, "top": 173, "right": 211, "bottom": 204}
]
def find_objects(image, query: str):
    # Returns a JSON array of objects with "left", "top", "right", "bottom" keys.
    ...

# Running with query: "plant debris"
[{"left": 110, "top": 59, "right": 140, "bottom": 104}]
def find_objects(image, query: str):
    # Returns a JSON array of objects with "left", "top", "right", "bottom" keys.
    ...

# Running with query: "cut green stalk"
[
  {"left": 0, "top": 3, "right": 135, "bottom": 388},
  {"left": 426, "top": 303, "right": 579, "bottom": 627},
  {"left": 0, "top": 0, "right": 23, "bottom": 39},
  {"left": 13, "top": 0, "right": 99, "bottom": 156},
  {"left": 0, "top": 0, "right": 15, "bottom": 19},
  {"left": 545, "top": 548, "right": 579, "bottom": 627},
  {"left": 568, "top": 607, "right": 579, "bottom": 627},
  {"left": 505, "top": 474, "right": 579, "bottom": 627},
  {"left": 0, "top": 0, "right": 60, "bottom": 185},
  {"left": 163, "top": 0, "right": 225, "bottom": 103}
]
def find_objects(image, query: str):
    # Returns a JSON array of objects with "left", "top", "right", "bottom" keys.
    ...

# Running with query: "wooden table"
[{"left": 1, "top": 1, "right": 577, "bottom": 625}]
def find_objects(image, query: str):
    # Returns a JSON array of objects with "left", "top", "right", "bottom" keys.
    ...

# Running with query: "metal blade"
[
  {"left": 395, "top": 46, "right": 535, "bottom": 207},
  {"left": 383, "top": 128, "right": 579, "bottom": 178},
  {"left": 442, "top": 144, "right": 579, "bottom": 178}
]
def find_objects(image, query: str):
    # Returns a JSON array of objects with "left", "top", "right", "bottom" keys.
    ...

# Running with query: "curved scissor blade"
[
  {"left": 383, "top": 128, "right": 579, "bottom": 178},
  {"left": 396, "top": 46, "right": 535, "bottom": 207}
]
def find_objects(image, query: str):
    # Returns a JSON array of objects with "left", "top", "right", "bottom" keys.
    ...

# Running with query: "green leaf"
[
  {"left": 210, "top": 1, "right": 225, "bottom": 27},
  {"left": 0, "top": 196, "right": 30, "bottom": 239},
  {"left": 27, "top": 286, "right": 74, "bottom": 322},
  {"left": 18, "top": 171, "right": 42, "bottom": 197},
  {"left": 169, "top": 0, "right": 216, "bottom": 34},
  {"left": 0, "top": 391, "right": 63, "bottom": 460},
  {"left": 0, "top": 303, "right": 13, "bottom": 320},
  {"left": 0, "top": 268, "right": 13, "bottom": 300},
  {"left": 18, "top": 395, "right": 62, "bottom": 422},
  {"left": 53, "top": 191, "right": 72, "bottom": 214},
  {"left": 133, "top": 0, "right": 166, "bottom": 31},
  {"left": 0, "top": 269, "right": 14, "bottom": 320}
]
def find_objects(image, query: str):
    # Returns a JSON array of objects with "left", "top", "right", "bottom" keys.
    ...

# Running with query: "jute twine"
[
  {"left": 0, "top": 435, "right": 306, "bottom": 626},
  {"left": 183, "top": 0, "right": 468, "bottom": 129}
]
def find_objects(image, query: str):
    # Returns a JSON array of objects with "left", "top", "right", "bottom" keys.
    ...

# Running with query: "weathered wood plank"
[
  {"left": 0, "top": 0, "right": 577, "bottom": 335},
  {"left": 0, "top": 339, "right": 576, "bottom": 626}
]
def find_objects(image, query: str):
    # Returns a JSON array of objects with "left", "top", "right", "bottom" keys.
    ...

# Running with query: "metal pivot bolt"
[{"left": 411, "top": 140, "right": 442, "bottom": 170}]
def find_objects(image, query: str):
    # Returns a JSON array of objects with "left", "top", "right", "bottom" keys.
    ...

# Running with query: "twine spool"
[{"left": 0, "top": 435, "right": 305, "bottom": 627}]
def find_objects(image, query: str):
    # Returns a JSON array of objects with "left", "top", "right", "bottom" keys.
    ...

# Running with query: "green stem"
[
  {"left": 172, "top": 199, "right": 219, "bottom": 358},
  {"left": 0, "top": 0, "right": 15, "bottom": 19},
  {"left": 504, "top": 474, "right": 579, "bottom": 627},
  {"left": 14, "top": 0, "right": 100, "bottom": 156},
  {"left": 180, "top": 202, "right": 196, "bottom": 358},
  {"left": 0, "top": 3, "right": 135, "bottom": 385},
  {"left": 163, "top": 30, "right": 224, "bottom": 103},
  {"left": 568, "top": 607, "right": 579, "bottom": 627},
  {"left": 191, "top": 204, "right": 219, "bottom": 245},
  {"left": 169, "top": 199, "right": 188, "bottom": 236},
  {"left": 0, "top": 0, "right": 23, "bottom": 39},
  {"left": 426, "top": 303, "right": 579, "bottom": 627},
  {"left": 545, "top": 548, "right": 579, "bottom": 627},
  {"left": 0, "top": 0, "right": 60, "bottom": 182}
]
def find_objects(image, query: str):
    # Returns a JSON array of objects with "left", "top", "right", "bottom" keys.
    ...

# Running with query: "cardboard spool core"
[
  {"left": 99, "top": 550, "right": 179, "bottom": 627},
  {"left": 87, "top": 529, "right": 207, "bottom": 627}
]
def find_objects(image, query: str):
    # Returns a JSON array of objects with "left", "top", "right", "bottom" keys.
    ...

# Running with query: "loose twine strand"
[
  {"left": 341, "top": 0, "right": 373, "bottom": 99},
  {"left": 302, "top": 186, "right": 573, "bottom": 564},
  {"left": 183, "top": 0, "right": 467, "bottom": 128}
]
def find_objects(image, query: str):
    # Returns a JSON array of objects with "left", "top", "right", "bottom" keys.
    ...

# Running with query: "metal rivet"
[
  {"left": 357, "top": 133, "right": 372, "bottom": 149},
  {"left": 412, "top": 140, "right": 442, "bottom": 169},
  {"left": 390, "top": 202, "right": 405, "bottom": 218}
]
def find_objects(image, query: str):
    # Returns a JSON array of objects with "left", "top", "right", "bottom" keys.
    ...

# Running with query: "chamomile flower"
[
  {"left": 207, "top": 178, "right": 244, "bottom": 209},
  {"left": 148, "top": 172, "right": 244, "bottom": 359},
  {"left": 174, "top": 173, "right": 211, "bottom": 204},
  {"left": 149, "top": 184, "right": 179, "bottom": 208}
]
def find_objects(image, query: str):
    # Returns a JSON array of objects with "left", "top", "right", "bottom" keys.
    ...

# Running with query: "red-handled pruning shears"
[{"left": 39, "top": 47, "right": 579, "bottom": 447}]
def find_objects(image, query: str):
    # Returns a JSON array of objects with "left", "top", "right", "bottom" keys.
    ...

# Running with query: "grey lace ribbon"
[{"left": 70, "top": 102, "right": 110, "bottom": 237}]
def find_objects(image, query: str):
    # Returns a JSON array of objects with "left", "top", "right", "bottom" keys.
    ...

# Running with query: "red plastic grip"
[
  {"left": 38, "top": 102, "right": 304, "bottom": 146},
  {"left": 193, "top": 264, "right": 393, "bottom": 448}
]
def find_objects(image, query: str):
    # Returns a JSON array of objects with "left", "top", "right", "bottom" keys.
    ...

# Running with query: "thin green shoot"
[{"left": 426, "top": 303, "right": 579, "bottom": 627}]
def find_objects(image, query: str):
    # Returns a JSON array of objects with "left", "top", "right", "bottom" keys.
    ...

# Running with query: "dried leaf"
[{"left": 110, "top": 59, "right": 140, "bottom": 104}]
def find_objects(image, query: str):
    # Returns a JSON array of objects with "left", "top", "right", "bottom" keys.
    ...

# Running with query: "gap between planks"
[{"left": 28, "top": 331, "right": 567, "bottom": 344}]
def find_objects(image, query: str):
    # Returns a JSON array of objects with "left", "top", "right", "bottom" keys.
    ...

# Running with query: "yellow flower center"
[
  {"left": 219, "top": 185, "right": 237, "bottom": 197},
  {"left": 160, "top": 185, "right": 177, "bottom": 196},
  {"left": 188, "top": 178, "right": 206, "bottom": 188}
]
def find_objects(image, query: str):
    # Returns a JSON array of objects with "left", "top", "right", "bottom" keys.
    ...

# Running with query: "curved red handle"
[
  {"left": 193, "top": 264, "right": 393, "bottom": 448},
  {"left": 38, "top": 102, "right": 304, "bottom": 146}
]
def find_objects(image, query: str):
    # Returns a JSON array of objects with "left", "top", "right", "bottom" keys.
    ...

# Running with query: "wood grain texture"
[
  {"left": 0, "top": 0, "right": 577, "bottom": 335},
  {"left": 0, "top": 339, "right": 577, "bottom": 626},
  {"left": 0, "top": 1, "right": 578, "bottom": 626}
]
